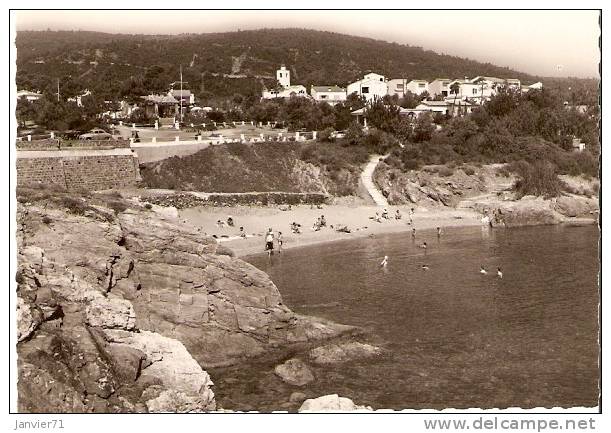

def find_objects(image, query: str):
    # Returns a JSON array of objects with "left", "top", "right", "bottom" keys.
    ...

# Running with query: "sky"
[{"left": 14, "top": 9, "right": 601, "bottom": 78}]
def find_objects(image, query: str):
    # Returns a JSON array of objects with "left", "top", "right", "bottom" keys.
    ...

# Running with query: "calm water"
[{"left": 213, "top": 225, "right": 599, "bottom": 411}]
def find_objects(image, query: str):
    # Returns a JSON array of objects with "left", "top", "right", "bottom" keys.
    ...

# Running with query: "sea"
[{"left": 212, "top": 225, "right": 600, "bottom": 411}]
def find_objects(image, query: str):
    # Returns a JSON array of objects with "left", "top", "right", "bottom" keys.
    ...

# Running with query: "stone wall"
[
  {"left": 17, "top": 148, "right": 140, "bottom": 190},
  {"left": 16, "top": 139, "right": 131, "bottom": 151}
]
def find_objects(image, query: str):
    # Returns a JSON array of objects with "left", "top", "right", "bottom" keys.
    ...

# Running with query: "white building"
[
  {"left": 262, "top": 85, "right": 308, "bottom": 99},
  {"left": 16, "top": 90, "right": 42, "bottom": 102},
  {"left": 310, "top": 85, "right": 347, "bottom": 105},
  {"left": 428, "top": 78, "right": 452, "bottom": 98},
  {"left": 347, "top": 72, "right": 388, "bottom": 102},
  {"left": 406, "top": 80, "right": 429, "bottom": 95},
  {"left": 447, "top": 79, "right": 492, "bottom": 103},
  {"left": 386, "top": 79, "right": 429, "bottom": 97},
  {"left": 277, "top": 65, "right": 291, "bottom": 88},
  {"left": 262, "top": 65, "right": 308, "bottom": 100}
]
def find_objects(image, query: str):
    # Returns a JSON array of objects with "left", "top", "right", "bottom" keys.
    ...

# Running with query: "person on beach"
[
  {"left": 409, "top": 207, "right": 414, "bottom": 225},
  {"left": 382, "top": 208, "right": 389, "bottom": 220},
  {"left": 374, "top": 212, "right": 382, "bottom": 223},
  {"left": 412, "top": 227, "right": 416, "bottom": 238},
  {"left": 291, "top": 222, "right": 301, "bottom": 234},
  {"left": 227, "top": 216, "right": 234, "bottom": 227},
  {"left": 480, "top": 266, "right": 488, "bottom": 275},
  {"left": 497, "top": 267, "right": 503, "bottom": 279},
  {"left": 217, "top": 219, "right": 225, "bottom": 228},
  {"left": 239, "top": 226, "right": 246, "bottom": 238},
  {"left": 320, "top": 215, "right": 327, "bottom": 227},
  {"left": 265, "top": 228, "right": 275, "bottom": 256},
  {"left": 277, "top": 231, "right": 283, "bottom": 253},
  {"left": 380, "top": 256, "right": 388, "bottom": 267},
  {"left": 395, "top": 209, "right": 402, "bottom": 220}
]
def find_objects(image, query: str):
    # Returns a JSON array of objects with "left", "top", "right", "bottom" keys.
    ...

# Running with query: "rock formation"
[
  {"left": 273, "top": 358, "right": 314, "bottom": 386},
  {"left": 298, "top": 394, "right": 373, "bottom": 412},
  {"left": 16, "top": 193, "right": 355, "bottom": 412},
  {"left": 309, "top": 341, "right": 383, "bottom": 364}
]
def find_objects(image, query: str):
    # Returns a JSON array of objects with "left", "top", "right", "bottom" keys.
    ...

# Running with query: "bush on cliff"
[{"left": 511, "top": 160, "right": 562, "bottom": 199}]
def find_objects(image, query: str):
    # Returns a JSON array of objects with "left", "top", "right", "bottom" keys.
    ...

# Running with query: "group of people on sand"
[
  {"left": 312, "top": 215, "right": 327, "bottom": 231},
  {"left": 370, "top": 207, "right": 416, "bottom": 224}
]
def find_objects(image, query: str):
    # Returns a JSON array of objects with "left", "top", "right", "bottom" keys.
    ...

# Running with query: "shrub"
[
  {"left": 510, "top": 160, "right": 561, "bottom": 198},
  {"left": 41, "top": 215, "right": 52, "bottom": 225},
  {"left": 107, "top": 200, "right": 129, "bottom": 215},
  {"left": 57, "top": 196, "right": 88, "bottom": 215},
  {"left": 463, "top": 166, "right": 476, "bottom": 176},
  {"left": 318, "top": 127, "right": 335, "bottom": 143},
  {"left": 144, "top": 203, "right": 153, "bottom": 210}
]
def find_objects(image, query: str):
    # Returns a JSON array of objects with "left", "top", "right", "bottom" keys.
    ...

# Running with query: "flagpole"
[{"left": 180, "top": 65, "right": 183, "bottom": 123}]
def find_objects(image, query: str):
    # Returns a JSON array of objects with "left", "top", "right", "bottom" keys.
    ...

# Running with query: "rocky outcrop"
[
  {"left": 309, "top": 341, "right": 383, "bottom": 364},
  {"left": 274, "top": 358, "right": 314, "bottom": 386},
  {"left": 374, "top": 163, "right": 489, "bottom": 207},
  {"left": 298, "top": 394, "right": 372, "bottom": 412},
  {"left": 553, "top": 195, "right": 599, "bottom": 218},
  {"left": 16, "top": 196, "right": 354, "bottom": 412},
  {"left": 472, "top": 194, "right": 599, "bottom": 228}
]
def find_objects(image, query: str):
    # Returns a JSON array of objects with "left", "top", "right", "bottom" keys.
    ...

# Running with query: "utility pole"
[
  {"left": 57, "top": 79, "right": 60, "bottom": 102},
  {"left": 180, "top": 65, "right": 184, "bottom": 123}
]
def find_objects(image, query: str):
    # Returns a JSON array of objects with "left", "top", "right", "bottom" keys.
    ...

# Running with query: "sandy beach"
[{"left": 178, "top": 203, "right": 484, "bottom": 257}]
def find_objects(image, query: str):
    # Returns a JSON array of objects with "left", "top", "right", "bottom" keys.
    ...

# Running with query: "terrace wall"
[{"left": 16, "top": 148, "right": 141, "bottom": 190}]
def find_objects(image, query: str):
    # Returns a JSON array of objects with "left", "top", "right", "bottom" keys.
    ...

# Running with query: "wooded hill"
[{"left": 16, "top": 28, "right": 550, "bottom": 100}]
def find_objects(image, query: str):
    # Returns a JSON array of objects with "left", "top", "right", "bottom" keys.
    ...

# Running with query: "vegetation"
[
  {"left": 384, "top": 88, "right": 600, "bottom": 184},
  {"left": 140, "top": 141, "right": 371, "bottom": 196},
  {"left": 511, "top": 160, "right": 562, "bottom": 198}
]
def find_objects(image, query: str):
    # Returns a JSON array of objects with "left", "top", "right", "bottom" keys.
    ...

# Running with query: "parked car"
[
  {"left": 330, "top": 130, "right": 346, "bottom": 139},
  {"left": 78, "top": 128, "right": 113, "bottom": 140}
]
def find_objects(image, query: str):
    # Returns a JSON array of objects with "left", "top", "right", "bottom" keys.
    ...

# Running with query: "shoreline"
[{"left": 178, "top": 204, "right": 485, "bottom": 257}]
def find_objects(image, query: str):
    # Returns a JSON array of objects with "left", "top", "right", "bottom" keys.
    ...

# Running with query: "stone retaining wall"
[
  {"left": 142, "top": 191, "right": 329, "bottom": 208},
  {"left": 16, "top": 148, "right": 141, "bottom": 190}
]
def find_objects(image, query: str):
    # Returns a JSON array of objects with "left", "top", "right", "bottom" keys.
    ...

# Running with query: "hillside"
[{"left": 17, "top": 28, "right": 546, "bottom": 102}]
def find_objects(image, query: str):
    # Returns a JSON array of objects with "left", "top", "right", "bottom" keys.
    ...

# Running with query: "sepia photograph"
[{"left": 8, "top": 5, "right": 603, "bottom": 426}]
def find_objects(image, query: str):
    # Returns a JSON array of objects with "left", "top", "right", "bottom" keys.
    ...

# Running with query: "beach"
[{"left": 178, "top": 203, "right": 484, "bottom": 257}]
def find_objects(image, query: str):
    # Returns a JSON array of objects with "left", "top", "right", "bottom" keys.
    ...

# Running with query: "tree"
[
  {"left": 365, "top": 97, "right": 401, "bottom": 133},
  {"left": 450, "top": 82, "right": 461, "bottom": 115},
  {"left": 412, "top": 113, "right": 435, "bottom": 143},
  {"left": 16, "top": 97, "right": 35, "bottom": 128}
]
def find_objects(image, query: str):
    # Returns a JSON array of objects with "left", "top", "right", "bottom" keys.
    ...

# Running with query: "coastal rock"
[
  {"left": 17, "top": 297, "right": 43, "bottom": 342},
  {"left": 16, "top": 196, "right": 354, "bottom": 412},
  {"left": 85, "top": 296, "right": 137, "bottom": 330},
  {"left": 554, "top": 195, "right": 599, "bottom": 218},
  {"left": 309, "top": 341, "right": 383, "bottom": 364},
  {"left": 298, "top": 394, "right": 372, "bottom": 412},
  {"left": 289, "top": 391, "right": 308, "bottom": 403},
  {"left": 274, "top": 358, "right": 314, "bottom": 386},
  {"left": 473, "top": 198, "right": 563, "bottom": 228}
]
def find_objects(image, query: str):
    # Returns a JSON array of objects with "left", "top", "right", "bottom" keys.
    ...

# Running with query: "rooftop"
[{"left": 311, "top": 85, "right": 346, "bottom": 93}]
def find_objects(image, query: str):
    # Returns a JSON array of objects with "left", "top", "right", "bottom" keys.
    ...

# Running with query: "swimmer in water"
[
  {"left": 437, "top": 226, "right": 442, "bottom": 237},
  {"left": 497, "top": 267, "right": 503, "bottom": 279},
  {"left": 420, "top": 242, "right": 427, "bottom": 249},
  {"left": 412, "top": 228, "right": 416, "bottom": 238},
  {"left": 421, "top": 264, "right": 429, "bottom": 270},
  {"left": 380, "top": 256, "right": 389, "bottom": 267},
  {"left": 480, "top": 265, "right": 487, "bottom": 275}
]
